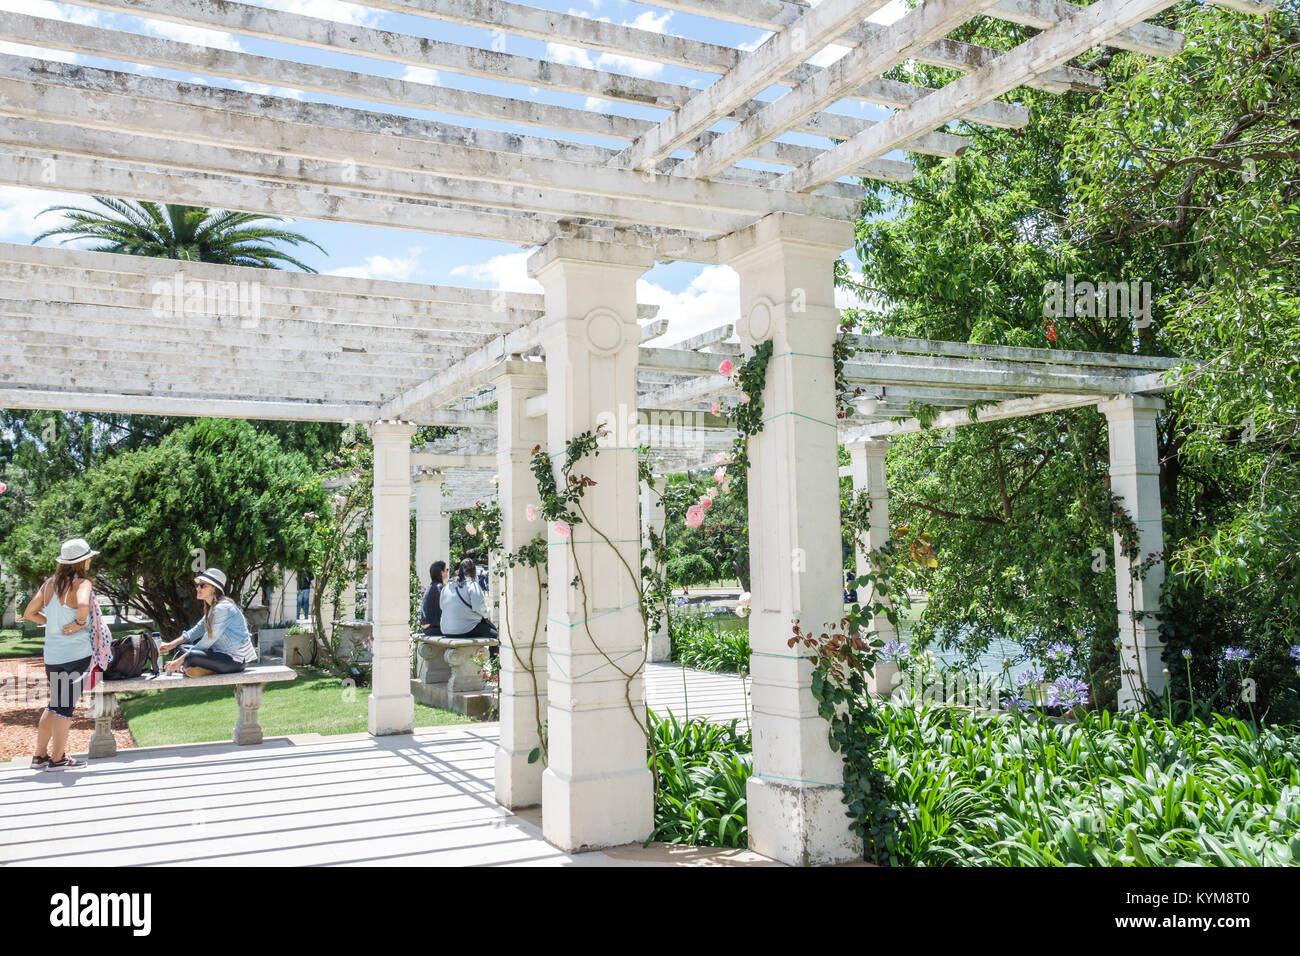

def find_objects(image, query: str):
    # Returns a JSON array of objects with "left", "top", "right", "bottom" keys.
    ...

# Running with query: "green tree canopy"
[{"left": 1, "top": 419, "right": 327, "bottom": 637}]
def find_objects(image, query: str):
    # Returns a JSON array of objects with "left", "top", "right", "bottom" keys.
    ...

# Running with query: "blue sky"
[{"left": 0, "top": 0, "right": 900, "bottom": 341}]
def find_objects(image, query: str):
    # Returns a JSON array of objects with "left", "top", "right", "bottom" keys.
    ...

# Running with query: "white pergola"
[{"left": 0, "top": 0, "right": 1271, "bottom": 865}]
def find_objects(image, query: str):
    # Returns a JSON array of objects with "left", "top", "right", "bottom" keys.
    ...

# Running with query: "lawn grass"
[
  {"left": 0, "top": 626, "right": 43, "bottom": 659},
  {"left": 117, "top": 666, "right": 473, "bottom": 747}
]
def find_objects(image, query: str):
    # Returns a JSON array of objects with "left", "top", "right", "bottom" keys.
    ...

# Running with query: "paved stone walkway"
[{"left": 0, "top": 724, "right": 775, "bottom": 867}]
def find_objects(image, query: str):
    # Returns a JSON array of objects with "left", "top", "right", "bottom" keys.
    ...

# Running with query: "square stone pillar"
[
  {"left": 530, "top": 238, "right": 655, "bottom": 852},
  {"left": 1098, "top": 395, "right": 1167, "bottom": 710},
  {"left": 640, "top": 478, "right": 670, "bottom": 662},
  {"left": 721, "top": 212, "right": 861, "bottom": 866},
  {"left": 368, "top": 420, "right": 416, "bottom": 736},
  {"left": 847, "top": 438, "right": 897, "bottom": 664},
  {"left": 493, "top": 360, "right": 550, "bottom": 809},
  {"left": 413, "top": 468, "right": 448, "bottom": 589}
]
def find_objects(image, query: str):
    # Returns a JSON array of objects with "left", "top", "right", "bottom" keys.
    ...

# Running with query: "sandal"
[
  {"left": 30, "top": 755, "right": 50, "bottom": 769},
  {"left": 45, "top": 755, "right": 84, "bottom": 771}
]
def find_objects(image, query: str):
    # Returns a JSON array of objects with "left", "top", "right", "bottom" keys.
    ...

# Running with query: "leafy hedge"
[
  {"left": 648, "top": 708, "right": 751, "bottom": 849},
  {"left": 671, "top": 611, "right": 750, "bottom": 673},
  {"left": 869, "top": 705, "right": 1300, "bottom": 866}
]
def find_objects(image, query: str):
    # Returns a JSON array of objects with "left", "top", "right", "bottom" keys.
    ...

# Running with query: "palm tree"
[{"left": 32, "top": 198, "right": 324, "bottom": 271}]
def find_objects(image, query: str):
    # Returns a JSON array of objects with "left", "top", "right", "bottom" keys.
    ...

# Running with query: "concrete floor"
[{"left": 0, "top": 663, "right": 765, "bottom": 867}]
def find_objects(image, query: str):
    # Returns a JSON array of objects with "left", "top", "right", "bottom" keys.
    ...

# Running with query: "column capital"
[
  {"left": 1097, "top": 394, "right": 1166, "bottom": 418},
  {"left": 489, "top": 358, "right": 548, "bottom": 388},
  {"left": 719, "top": 212, "right": 854, "bottom": 266},
  {"left": 845, "top": 437, "right": 891, "bottom": 456},
  {"left": 368, "top": 419, "right": 417, "bottom": 442},
  {"left": 527, "top": 237, "right": 655, "bottom": 279}
]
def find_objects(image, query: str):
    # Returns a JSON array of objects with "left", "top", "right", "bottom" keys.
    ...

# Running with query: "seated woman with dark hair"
[
  {"left": 419, "top": 560, "right": 447, "bottom": 636},
  {"left": 439, "top": 558, "right": 499, "bottom": 655}
]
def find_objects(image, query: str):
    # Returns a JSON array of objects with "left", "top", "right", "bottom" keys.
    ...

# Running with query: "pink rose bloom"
[
  {"left": 710, "top": 401, "right": 721, "bottom": 415},
  {"left": 720, "top": 477, "right": 731, "bottom": 495},
  {"left": 332, "top": 494, "right": 346, "bottom": 507},
  {"left": 739, "top": 591, "right": 752, "bottom": 605},
  {"left": 739, "top": 394, "right": 750, "bottom": 404},
  {"left": 465, "top": 522, "right": 477, "bottom": 536},
  {"left": 699, "top": 496, "right": 713, "bottom": 510},
  {"left": 685, "top": 505, "right": 705, "bottom": 528},
  {"left": 525, "top": 504, "right": 537, "bottom": 522},
  {"left": 714, "top": 452, "right": 726, "bottom": 463},
  {"left": 713, "top": 466, "right": 726, "bottom": 484},
  {"left": 0, "top": 481, "right": 6, "bottom": 494},
  {"left": 553, "top": 520, "right": 571, "bottom": 539},
  {"left": 718, "top": 359, "right": 734, "bottom": 376},
  {"left": 735, "top": 605, "right": 749, "bottom": 618}
]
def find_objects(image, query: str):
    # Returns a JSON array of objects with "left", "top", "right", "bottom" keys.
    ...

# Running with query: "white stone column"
[
  {"left": 413, "top": 468, "right": 448, "bottom": 590},
  {"left": 530, "top": 238, "right": 654, "bottom": 851},
  {"left": 493, "top": 360, "right": 549, "bottom": 808},
  {"left": 847, "top": 438, "right": 897, "bottom": 628},
  {"left": 721, "top": 212, "right": 860, "bottom": 866},
  {"left": 640, "top": 478, "right": 670, "bottom": 662},
  {"left": 281, "top": 570, "right": 298, "bottom": 624},
  {"left": 1098, "top": 394, "right": 1167, "bottom": 710},
  {"left": 369, "top": 420, "right": 416, "bottom": 736}
]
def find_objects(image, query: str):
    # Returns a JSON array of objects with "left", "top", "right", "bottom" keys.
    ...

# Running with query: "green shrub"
[
  {"left": 672, "top": 612, "right": 750, "bottom": 673},
  {"left": 867, "top": 703, "right": 1300, "bottom": 866},
  {"left": 664, "top": 554, "right": 714, "bottom": 589},
  {"left": 648, "top": 708, "right": 751, "bottom": 849}
]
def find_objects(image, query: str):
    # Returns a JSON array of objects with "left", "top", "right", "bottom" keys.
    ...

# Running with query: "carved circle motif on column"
[
  {"left": 741, "top": 297, "right": 775, "bottom": 343},
  {"left": 583, "top": 307, "right": 626, "bottom": 356}
]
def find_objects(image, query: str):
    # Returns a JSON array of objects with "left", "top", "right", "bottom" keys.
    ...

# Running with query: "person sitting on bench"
[
  {"left": 439, "top": 557, "right": 499, "bottom": 657},
  {"left": 159, "top": 568, "right": 257, "bottom": 677}
]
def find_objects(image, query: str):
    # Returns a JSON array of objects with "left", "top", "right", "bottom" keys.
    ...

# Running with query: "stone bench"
[
  {"left": 411, "top": 635, "right": 498, "bottom": 718},
  {"left": 88, "top": 665, "right": 297, "bottom": 758}
]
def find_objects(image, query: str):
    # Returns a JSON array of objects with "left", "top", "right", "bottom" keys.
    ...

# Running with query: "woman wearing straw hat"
[
  {"left": 159, "top": 568, "right": 257, "bottom": 677},
  {"left": 22, "top": 537, "right": 103, "bottom": 770}
]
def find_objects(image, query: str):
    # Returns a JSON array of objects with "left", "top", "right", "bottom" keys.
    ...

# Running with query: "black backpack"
[{"left": 103, "top": 631, "right": 160, "bottom": 681}]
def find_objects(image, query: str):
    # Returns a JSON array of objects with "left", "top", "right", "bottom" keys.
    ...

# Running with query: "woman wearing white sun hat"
[
  {"left": 23, "top": 537, "right": 104, "bottom": 770},
  {"left": 159, "top": 568, "right": 257, "bottom": 677}
]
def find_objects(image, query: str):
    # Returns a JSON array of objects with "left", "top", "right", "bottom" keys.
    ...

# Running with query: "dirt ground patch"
[{"left": 0, "top": 656, "right": 135, "bottom": 760}]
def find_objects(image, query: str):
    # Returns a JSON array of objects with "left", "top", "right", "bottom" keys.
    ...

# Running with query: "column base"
[
  {"left": 368, "top": 691, "right": 415, "bottom": 736},
  {"left": 495, "top": 745, "right": 543, "bottom": 810},
  {"left": 647, "top": 628, "right": 671, "bottom": 663},
  {"left": 542, "top": 765, "right": 653, "bottom": 852},
  {"left": 746, "top": 775, "right": 862, "bottom": 867}
]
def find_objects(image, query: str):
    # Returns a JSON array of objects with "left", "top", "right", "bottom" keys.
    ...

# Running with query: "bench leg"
[
  {"left": 89, "top": 691, "right": 118, "bottom": 758},
  {"left": 233, "top": 684, "right": 265, "bottom": 746}
]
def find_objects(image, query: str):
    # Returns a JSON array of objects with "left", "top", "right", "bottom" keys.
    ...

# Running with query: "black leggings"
[{"left": 171, "top": 646, "right": 245, "bottom": 674}]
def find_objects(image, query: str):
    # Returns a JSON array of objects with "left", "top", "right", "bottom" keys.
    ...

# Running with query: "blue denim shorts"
[{"left": 45, "top": 656, "right": 91, "bottom": 719}]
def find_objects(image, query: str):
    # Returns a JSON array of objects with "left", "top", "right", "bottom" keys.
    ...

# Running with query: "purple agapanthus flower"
[
  {"left": 1290, "top": 646, "right": 1300, "bottom": 662},
  {"left": 1182, "top": 648, "right": 1192, "bottom": 660},
  {"left": 1047, "top": 678, "right": 1089, "bottom": 709},
  {"left": 880, "top": 640, "right": 909, "bottom": 663},
  {"left": 1224, "top": 647, "right": 1252, "bottom": 663},
  {"left": 1015, "top": 670, "right": 1045, "bottom": 688},
  {"left": 1003, "top": 696, "right": 1032, "bottom": 714},
  {"left": 1046, "top": 642, "right": 1074, "bottom": 662}
]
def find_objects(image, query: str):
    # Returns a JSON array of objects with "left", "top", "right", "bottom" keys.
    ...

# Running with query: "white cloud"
[
  {"left": 403, "top": 65, "right": 439, "bottom": 86},
  {"left": 809, "top": 42, "right": 851, "bottom": 68},
  {"left": 450, "top": 251, "right": 542, "bottom": 293},
  {"left": 0, "top": 0, "right": 104, "bottom": 64},
  {"left": 628, "top": 10, "right": 671, "bottom": 34},
  {"left": 142, "top": 19, "right": 243, "bottom": 51},
  {"left": 0, "top": 186, "right": 95, "bottom": 243},
  {"left": 328, "top": 248, "right": 425, "bottom": 281},
  {"left": 639, "top": 266, "right": 740, "bottom": 347},
  {"left": 546, "top": 41, "right": 596, "bottom": 71},
  {"left": 868, "top": 0, "right": 909, "bottom": 25}
]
